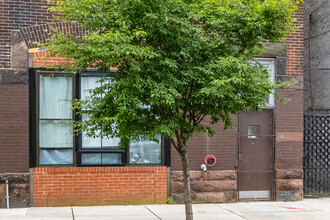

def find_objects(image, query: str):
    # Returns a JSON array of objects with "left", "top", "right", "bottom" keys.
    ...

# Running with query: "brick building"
[
  {"left": 303, "top": 0, "right": 330, "bottom": 195},
  {"left": 0, "top": 0, "right": 304, "bottom": 207}
]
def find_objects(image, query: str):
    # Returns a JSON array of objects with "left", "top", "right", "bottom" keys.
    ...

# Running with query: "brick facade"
[
  {"left": 33, "top": 167, "right": 167, "bottom": 207},
  {"left": 32, "top": 50, "right": 67, "bottom": 68},
  {"left": 274, "top": 3, "right": 304, "bottom": 201},
  {"left": 0, "top": 0, "right": 305, "bottom": 207},
  {"left": 171, "top": 118, "right": 237, "bottom": 171},
  {"left": 0, "top": 84, "right": 29, "bottom": 173},
  {"left": 286, "top": 6, "right": 304, "bottom": 76},
  {"left": 303, "top": 0, "right": 330, "bottom": 195},
  {"left": 0, "top": 0, "right": 55, "bottom": 69}
]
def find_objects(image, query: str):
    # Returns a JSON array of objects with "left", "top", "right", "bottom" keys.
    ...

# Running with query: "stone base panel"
[
  {"left": 275, "top": 169, "right": 303, "bottom": 201},
  {"left": 171, "top": 170, "right": 237, "bottom": 203},
  {"left": 0, "top": 174, "right": 30, "bottom": 208}
]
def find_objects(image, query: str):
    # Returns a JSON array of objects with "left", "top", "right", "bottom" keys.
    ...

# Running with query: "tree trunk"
[{"left": 180, "top": 145, "right": 193, "bottom": 220}]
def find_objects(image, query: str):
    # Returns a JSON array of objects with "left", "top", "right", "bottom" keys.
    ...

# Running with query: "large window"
[
  {"left": 78, "top": 73, "right": 124, "bottom": 165},
  {"left": 38, "top": 74, "right": 74, "bottom": 165},
  {"left": 36, "top": 71, "right": 165, "bottom": 166}
]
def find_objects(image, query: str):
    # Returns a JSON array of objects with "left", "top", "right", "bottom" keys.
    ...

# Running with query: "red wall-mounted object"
[{"left": 204, "top": 155, "right": 216, "bottom": 167}]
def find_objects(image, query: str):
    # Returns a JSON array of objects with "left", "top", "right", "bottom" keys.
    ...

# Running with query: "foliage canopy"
[
  {"left": 45, "top": 1, "right": 300, "bottom": 219},
  {"left": 46, "top": 0, "right": 299, "bottom": 145}
]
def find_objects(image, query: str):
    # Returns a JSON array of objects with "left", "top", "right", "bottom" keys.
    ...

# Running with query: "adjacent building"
[{"left": 303, "top": 0, "right": 330, "bottom": 195}]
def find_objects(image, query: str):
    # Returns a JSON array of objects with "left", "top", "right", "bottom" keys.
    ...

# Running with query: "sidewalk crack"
[
  {"left": 144, "top": 205, "right": 162, "bottom": 220},
  {"left": 217, "top": 205, "right": 248, "bottom": 220},
  {"left": 71, "top": 207, "right": 75, "bottom": 220}
]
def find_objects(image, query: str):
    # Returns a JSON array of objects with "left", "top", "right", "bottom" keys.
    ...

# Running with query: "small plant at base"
[{"left": 167, "top": 197, "right": 173, "bottom": 204}]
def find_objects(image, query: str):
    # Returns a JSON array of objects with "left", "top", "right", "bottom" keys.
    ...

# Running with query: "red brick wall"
[
  {"left": 286, "top": 4, "right": 304, "bottom": 75},
  {"left": 0, "top": 84, "right": 29, "bottom": 173},
  {"left": 33, "top": 167, "right": 167, "bottom": 207},
  {"left": 32, "top": 51, "right": 67, "bottom": 68}
]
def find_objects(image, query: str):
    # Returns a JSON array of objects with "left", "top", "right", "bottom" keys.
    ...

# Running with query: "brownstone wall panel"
[
  {"left": 276, "top": 169, "right": 303, "bottom": 179},
  {"left": 0, "top": 84, "right": 29, "bottom": 173},
  {"left": 0, "top": 174, "right": 30, "bottom": 208},
  {"left": 276, "top": 179, "right": 303, "bottom": 191},
  {"left": 170, "top": 170, "right": 237, "bottom": 203}
]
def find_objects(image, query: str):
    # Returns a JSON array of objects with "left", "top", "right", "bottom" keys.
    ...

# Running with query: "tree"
[{"left": 45, "top": 0, "right": 300, "bottom": 219}]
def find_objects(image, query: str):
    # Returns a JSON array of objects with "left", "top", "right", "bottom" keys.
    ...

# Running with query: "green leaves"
[{"left": 46, "top": 0, "right": 299, "bottom": 142}]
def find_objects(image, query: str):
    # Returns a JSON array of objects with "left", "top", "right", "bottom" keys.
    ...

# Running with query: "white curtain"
[
  {"left": 39, "top": 75, "right": 72, "bottom": 119},
  {"left": 39, "top": 75, "right": 73, "bottom": 164},
  {"left": 81, "top": 76, "right": 101, "bottom": 102},
  {"left": 39, "top": 120, "right": 73, "bottom": 148}
]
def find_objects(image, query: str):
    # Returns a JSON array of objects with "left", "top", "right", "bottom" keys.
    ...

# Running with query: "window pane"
[
  {"left": 39, "top": 149, "right": 73, "bottom": 165},
  {"left": 39, "top": 120, "right": 73, "bottom": 148},
  {"left": 130, "top": 135, "right": 161, "bottom": 164},
  {"left": 248, "top": 125, "right": 260, "bottom": 139},
  {"left": 40, "top": 75, "right": 72, "bottom": 119},
  {"left": 82, "top": 131, "right": 102, "bottom": 148},
  {"left": 82, "top": 154, "right": 101, "bottom": 164},
  {"left": 102, "top": 153, "right": 121, "bottom": 164},
  {"left": 82, "top": 153, "right": 121, "bottom": 164},
  {"left": 81, "top": 114, "right": 120, "bottom": 148},
  {"left": 81, "top": 76, "right": 101, "bottom": 100},
  {"left": 102, "top": 136, "right": 121, "bottom": 148}
]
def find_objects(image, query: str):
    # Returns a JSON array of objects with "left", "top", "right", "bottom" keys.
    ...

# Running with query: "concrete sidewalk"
[{"left": 0, "top": 197, "right": 329, "bottom": 220}]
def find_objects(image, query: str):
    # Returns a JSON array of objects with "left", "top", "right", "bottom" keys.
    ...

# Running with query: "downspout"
[{"left": 6, "top": 180, "right": 10, "bottom": 209}]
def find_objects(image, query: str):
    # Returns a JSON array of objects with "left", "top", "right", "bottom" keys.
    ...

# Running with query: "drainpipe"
[{"left": 5, "top": 180, "right": 10, "bottom": 209}]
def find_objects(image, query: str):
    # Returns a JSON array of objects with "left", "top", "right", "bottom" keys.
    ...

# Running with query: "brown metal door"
[{"left": 238, "top": 110, "right": 274, "bottom": 200}]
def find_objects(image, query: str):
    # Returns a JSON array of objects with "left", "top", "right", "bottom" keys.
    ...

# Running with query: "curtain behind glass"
[
  {"left": 40, "top": 75, "right": 72, "bottom": 119},
  {"left": 81, "top": 76, "right": 101, "bottom": 100},
  {"left": 39, "top": 120, "right": 73, "bottom": 148},
  {"left": 40, "top": 149, "right": 73, "bottom": 165},
  {"left": 39, "top": 75, "right": 73, "bottom": 165}
]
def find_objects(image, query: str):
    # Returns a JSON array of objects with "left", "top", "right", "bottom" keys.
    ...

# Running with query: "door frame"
[{"left": 237, "top": 109, "right": 276, "bottom": 201}]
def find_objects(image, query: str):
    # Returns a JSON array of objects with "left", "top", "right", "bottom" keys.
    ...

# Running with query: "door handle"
[{"left": 239, "top": 154, "right": 242, "bottom": 161}]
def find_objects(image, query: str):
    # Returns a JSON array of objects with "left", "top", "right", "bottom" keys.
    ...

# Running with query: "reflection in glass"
[
  {"left": 130, "top": 135, "right": 161, "bottom": 164},
  {"left": 248, "top": 125, "right": 260, "bottom": 139},
  {"left": 40, "top": 149, "right": 73, "bottom": 164},
  {"left": 82, "top": 153, "right": 121, "bottom": 164}
]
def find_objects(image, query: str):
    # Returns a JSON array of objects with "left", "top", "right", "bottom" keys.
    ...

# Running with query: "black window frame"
[
  {"left": 36, "top": 70, "right": 76, "bottom": 167},
  {"left": 31, "top": 69, "right": 171, "bottom": 167}
]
